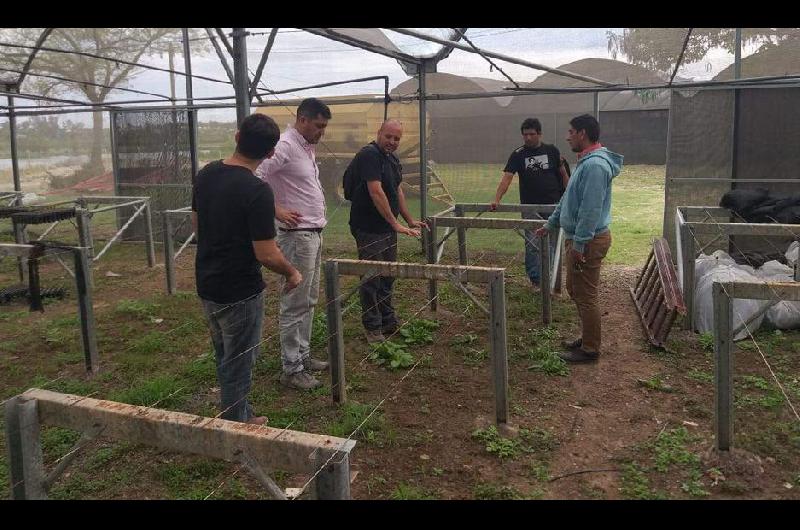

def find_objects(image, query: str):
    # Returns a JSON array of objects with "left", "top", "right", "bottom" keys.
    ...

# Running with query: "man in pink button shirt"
[{"left": 256, "top": 98, "right": 331, "bottom": 391}]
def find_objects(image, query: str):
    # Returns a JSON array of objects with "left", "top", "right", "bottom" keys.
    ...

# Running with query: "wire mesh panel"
[{"left": 111, "top": 109, "right": 193, "bottom": 241}]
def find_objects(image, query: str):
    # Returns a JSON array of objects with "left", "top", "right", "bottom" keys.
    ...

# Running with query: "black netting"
[{"left": 111, "top": 109, "right": 193, "bottom": 241}]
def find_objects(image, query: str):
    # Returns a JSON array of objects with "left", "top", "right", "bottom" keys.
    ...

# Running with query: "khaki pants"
[{"left": 565, "top": 231, "right": 612, "bottom": 353}]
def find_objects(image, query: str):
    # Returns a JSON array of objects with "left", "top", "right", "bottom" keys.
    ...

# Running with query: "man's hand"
[
  {"left": 275, "top": 205, "right": 303, "bottom": 228},
  {"left": 570, "top": 248, "right": 586, "bottom": 264},
  {"left": 394, "top": 222, "right": 420, "bottom": 238},
  {"left": 284, "top": 269, "right": 303, "bottom": 292},
  {"left": 534, "top": 226, "right": 550, "bottom": 238},
  {"left": 408, "top": 219, "right": 428, "bottom": 230},
  {"left": 489, "top": 200, "right": 499, "bottom": 211}
]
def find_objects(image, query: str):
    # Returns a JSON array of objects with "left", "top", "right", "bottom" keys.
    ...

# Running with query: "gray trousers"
[
  {"left": 352, "top": 228, "right": 398, "bottom": 332},
  {"left": 201, "top": 290, "right": 264, "bottom": 423},
  {"left": 276, "top": 229, "right": 323, "bottom": 375}
]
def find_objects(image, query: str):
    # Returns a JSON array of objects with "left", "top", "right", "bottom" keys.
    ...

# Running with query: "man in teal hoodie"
[{"left": 535, "top": 114, "right": 623, "bottom": 363}]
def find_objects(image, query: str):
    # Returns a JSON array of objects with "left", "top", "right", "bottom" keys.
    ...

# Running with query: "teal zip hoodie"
[{"left": 544, "top": 147, "right": 623, "bottom": 253}]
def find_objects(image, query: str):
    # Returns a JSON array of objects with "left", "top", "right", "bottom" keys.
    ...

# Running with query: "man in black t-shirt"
[
  {"left": 192, "top": 114, "right": 302, "bottom": 425},
  {"left": 490, "top": 118, "right": 570, "bottom": 288},
  {"left": 346, "top": 119, "right": 427, "bottom": 344}
]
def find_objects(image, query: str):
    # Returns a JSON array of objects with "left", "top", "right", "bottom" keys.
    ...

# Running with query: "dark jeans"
[
  {"left": 200, "top": 290, "right": 264, "bottom": 423},
  {"left": 352, "top": 228, "right": 398, "bottom": 332}
]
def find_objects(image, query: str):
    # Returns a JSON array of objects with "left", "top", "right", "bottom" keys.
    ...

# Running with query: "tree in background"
[
  {"left": 0, "top": 28, "right": 208, "bottom": 172},
  {"left": 606, "top": 28, "right": 800, "bottom": 76}
]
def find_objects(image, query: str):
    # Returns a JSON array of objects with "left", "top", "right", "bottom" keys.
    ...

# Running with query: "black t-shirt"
[
  {"left": 192, "top": 160, "right": 277, "bottom": 304},
  {"left": 503, "top": 143, "right": 563, "bottom": 204},
  {"left": 348, "top": 142, "right": 403, "bottom": 234}
]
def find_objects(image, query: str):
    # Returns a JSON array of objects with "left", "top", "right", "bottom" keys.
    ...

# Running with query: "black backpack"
[{"left": 343, "top": 143, "right": 386, "bottom": 201}]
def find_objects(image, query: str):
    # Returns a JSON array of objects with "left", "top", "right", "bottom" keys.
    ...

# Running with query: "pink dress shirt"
[{"left": 255, "top": 126, "right": 327, "bottom": 229}]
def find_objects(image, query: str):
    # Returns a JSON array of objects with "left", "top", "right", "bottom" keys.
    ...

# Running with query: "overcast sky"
[{"left": 4, "top": 28, "right": 747, "bottom": 125}]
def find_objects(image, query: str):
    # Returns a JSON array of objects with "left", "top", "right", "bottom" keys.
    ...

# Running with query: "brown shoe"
[
  {"left": 561, "top": 338, "right": 582, "bottom": 350},
  {"left": 558, "top": 349, "right": 599, "bottom": 363},
  {"left": 303, "top": 357, "right": 329, "bottom": 372},
  {"left": 365, "top": 329, "right": 386, "bottom": 344},
  {"left": 246, "top": 416, "right": 268, "bottom": 425}
]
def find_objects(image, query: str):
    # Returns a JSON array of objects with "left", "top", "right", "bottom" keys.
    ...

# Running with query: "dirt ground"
[{"left": 0, "top": 243, "right": 798, "bottom": 500}]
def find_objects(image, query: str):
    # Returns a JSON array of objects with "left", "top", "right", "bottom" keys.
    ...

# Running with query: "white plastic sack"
[
  {"left": 694, "top": 262, "right": 770, "bottom": 341},
  {"left": 787, "top": 241, "right": 799, "bottom": 267},
  {"left": 754, "top": 260, "right": 800, "bottom": 330}
]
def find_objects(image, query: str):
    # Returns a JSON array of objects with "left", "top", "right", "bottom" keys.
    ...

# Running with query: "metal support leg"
[
  {"left": 455, "top": 205, "right": 467, "bottom": 266},
  {"left": 144, "top": 200, "right": 156, "bottom": 268},
  {"left": 427, "top": 217, "right": 438, "bottom": 311},
  {"left": 76, "top": 208, "right": 93, "bottom": 288},
  {"left": 488, "top": 270, "right": 509, "bottom": 426},
  {"left": 164, "top": 212, "right": 176, "bottom": 295},
  {"left": 680, "top": 224, "right": 695, "bottom": 330},
  {"left": 4, "top": 397, "right": 46, "bottom": 499},
  {"left": 540, "top": 231, "right": 552, "bottom": 325},
  {"left": 12, "top": 219, "right": 27, "bottom": 282},
  {"left": 314, "top": 450, "right": 351, "bottom": 500},
  {"left": 74, "top": 247, "right": 99, "bottom": 373},
  {"left": 324, "top": 261, "right": 346, "bottom": 404},
  {"left": 712, "top": 282, "right": 733, "bottom": 451}
]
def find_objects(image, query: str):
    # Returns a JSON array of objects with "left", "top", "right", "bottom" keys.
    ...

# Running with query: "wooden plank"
[
  {"left": 487, "top": 271, "right": 509, "bottom": 426},
  {"left": 653, "top": 238, "right": 686, "bottom": 313},
  {"left": 716, "top": 281, "right": 800, "bottom": 302},
  {"left": 324, "top": 261, "right": 347, "bottom": 405},
  {"left": 0, "top": 243, "right": 72, "bottom": 259},
  {"left": 712, "top": 283, "right": 734, "bottom": 451},
  {"left": 629, "top": 288, "right": 658, "bottom": 345},
  {"left": 22, "top": 389, "right": 356, "bottom": 475},
  {"left": 433, "top": 217, "right": 545, "bottom": 230},
  {"left": 455, "top": 203, "right": 557, "bottom": 215},
  {"left": 331, "top": 259, "right": 501, "bottom": 284},
  {"left": 688, "top": 221, "right": 800, "bottom": 237}
]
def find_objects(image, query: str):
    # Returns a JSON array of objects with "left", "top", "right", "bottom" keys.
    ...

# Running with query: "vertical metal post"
[
  {"left": 426, "top": 216, "right": 438, "bottom": 311},
  {"left": 76, "top": 208, "right": 93, "bottom": 288},
  {"left": 418, "top": 62, "right": 428, "bottom": 255},
  {"left": 324, "top": 261, "right": 346, "bottom": 404},
  {"left": 182, "top": 28, "right": 199, "bottom": 180},
  {"left": 74, "top": 246, "right": 99, "bottom": 373},
  {"left": 8, "top": 92, "right": 22, "bottom": 195},
  {"left": 488, "top": 270, "right": 509, "bottom": 426},
  {"left": 679, "top": 223, "right": 695, "bottom": 330},
  {"left": 593, "top": 91, "right": 600, "bottom": 121},
  {"left": 540, "top": 231, "right": 552, "bottom": 325},
  {"left": 164, "top": 212, "right": 176, "bottom": 294},
  {"left": 794, "top": 252, "right": 799, "bottom": 282},
  {"left": 455, "top": 204, "right": 467, "bottom": 266},
  {"left": 110, "top": 110, "right": 120, "bottom": 200},
  {"left": 712, "top": 282, "right": 733, "bottom": 451},
  {"left": 143, "top": 200, "right": 156, "bottom": 267},
  {"left": 314, "top": 451, "right": 351, "bottom": 500},
  {"left": 231, "top": 28, "right": 251, "bottom": 125},
  {"left": 734, "top": 28, "right": 742, "bottom": 80},
  {"left": 12, "top": 218, "right": 27, "bottom": 282},
  {"left": 4, "top": 397, "right": 46, "bottom": 499}
]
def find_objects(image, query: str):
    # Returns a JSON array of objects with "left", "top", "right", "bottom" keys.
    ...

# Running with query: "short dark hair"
[
  {"left": 236, "top": 113, "right": 281, "bottom": 160},
  {"left": 520, "top": 118, "right": 542, "bottom": 134},
  {"left": 569, "top": 114, "right": 600, "bottom": 143},
  {"left": 297, "top": 98, "right": 332, "bottom": 120}
]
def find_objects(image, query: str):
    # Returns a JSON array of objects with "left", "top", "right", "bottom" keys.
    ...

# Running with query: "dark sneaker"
[
  {"left": 280, "top": 370, "right": 323, "bottom": 391},
  {"left": 365, "top": 329, "right": 385, "bottom": 344},
  {"left": 303, "top": 357, "right": 329, "bottom": 372},
  {"left": 561, "top": 338, "right": 582, "bottom": 350},
  {"left": 246, "top": 416, "right": 268, "bottom": 425},
  {"left": 558, "top": 349, "right": 599, "bottom": 363},
  {"left": 382, "top": 323, "right": 399, "bottom": 335}
]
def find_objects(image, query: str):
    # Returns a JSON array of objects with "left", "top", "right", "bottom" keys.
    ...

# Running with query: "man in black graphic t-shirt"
[
  {"left": 192, "top": 113, "right": 301, "bottom": 425},
  {"left": 491, "top": 118, "right": 570, "bottom": 288}
]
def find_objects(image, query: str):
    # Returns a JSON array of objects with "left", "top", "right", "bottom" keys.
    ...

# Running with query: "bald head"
[{"left": 376, "top": 119, "right": 403, "bottom": 154}]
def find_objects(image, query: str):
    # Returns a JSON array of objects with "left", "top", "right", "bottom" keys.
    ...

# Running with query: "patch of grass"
[
  {"left": 450, "top": 333, "right": 478, "bottom": 347},
  {"left": 109, "top": 375, "right": 187, "bottom": 409},
  {"left": 528, "top": 353, "right": 569, "bottom": 376},
  {"left": 698, "top": 332, "right": 715, "bottom": 352},
  {"left": 309, "top": 311, "right": 328, "bottom": 351},
  {"left": 652, "top": 427, "right": 700, "bottom": 472},
  {"left": 473, "top": 482, "right": 524, "bottom": 500},
  {"left": 0, "top": 310, "right": 28, "bottom": 322},
  {"left": 462, "top": 347, "right": 489, "bottom": 366},
  {"left": 41, "top": 426, "right": 82, "bottom": 461},
  {"left": 390, "top": 482, "right": 436, "bottom": 500},
  {"left": 155, "top": 458, "right": 227, "bottom": 499},
  {"left": 326, "top": 401, "right": 388, "bottom": 445},
  {"left": 687, "top": 369, "right": 713, "bottom": 383},
  {"left": 472, "top": 425, "right": 520, "bottom": 459},
  {"left": 637, "top": 375, "right": 675, "bottom": 393},
  {"left": 680, "top": 469, "right": 710, "bottom": 497},
  {"left": 181, "top": 353, "right": 217, "bottom": 386},
  {"left": 620, "top": 463, "right": 667, "bottom": 500},
  {"left": 115, "top": 298, "right": 160, "bottom": 320},
  {"left": 127, "top": 331, "right": 176, "bottom": 356}
]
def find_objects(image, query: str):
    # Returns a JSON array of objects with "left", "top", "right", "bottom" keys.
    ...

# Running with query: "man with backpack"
[
  {"left": 490, "top": 118, "right": 570, "bottom": 290},
  {"left": 344, "top": 119, "right": 427, "bottom": 344}
]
